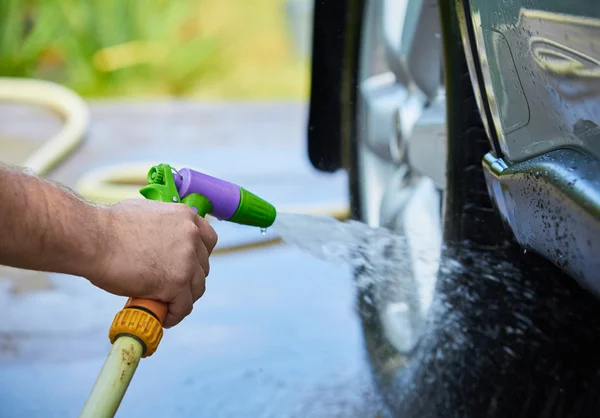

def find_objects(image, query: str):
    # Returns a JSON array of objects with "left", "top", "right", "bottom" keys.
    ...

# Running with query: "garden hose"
[{"left": 0, "top": 77, "right": 89, "bottom": 176}]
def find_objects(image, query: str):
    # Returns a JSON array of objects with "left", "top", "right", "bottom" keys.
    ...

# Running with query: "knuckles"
[
  {"left": 171, "top": 205, "right": 218, "bottom": 252},
  {"left": 172, "top": 270, "right": 191, "bottom": 288},
  {"left": 180, "top": 220, "right": 202, "bottom": 242}
]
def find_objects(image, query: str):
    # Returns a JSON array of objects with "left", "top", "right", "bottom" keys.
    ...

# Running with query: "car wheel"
[{"left": 350, "top": 1, "right": 600, "bottom": 417}]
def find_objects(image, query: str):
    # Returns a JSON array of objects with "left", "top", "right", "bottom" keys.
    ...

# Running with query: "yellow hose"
[
  {"left": 79, "top": 336, "right": 143, "bottom": 418},
  {"left": 0, "top": 77, "right": 90, "bottom": 176}
]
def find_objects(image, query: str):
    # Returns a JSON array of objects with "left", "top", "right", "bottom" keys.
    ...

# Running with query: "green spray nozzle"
[{"left": 139, "top": 164, "right": 276, "bottom": 228}]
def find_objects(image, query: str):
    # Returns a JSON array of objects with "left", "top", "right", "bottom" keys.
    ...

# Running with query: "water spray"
[{"left": 79, "top": 163, "right": 276, "bottom": 418}]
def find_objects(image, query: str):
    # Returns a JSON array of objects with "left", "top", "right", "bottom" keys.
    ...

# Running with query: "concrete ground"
[{"left": 0, "top": 102, "right": 383, "bottom": 417}]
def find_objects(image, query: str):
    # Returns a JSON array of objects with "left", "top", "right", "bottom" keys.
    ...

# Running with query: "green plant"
[
  {"left": 0, "top": 0, "right": 62, "bottom": 77},
  {"left": 0, "top": 0, "right": 223, "bottom": 97},
  {"left": 52, "top": 0, "right": 222, "bottom": 96},
  {"left": 0, "top": 0, "right": 305, "bottom": 100}
]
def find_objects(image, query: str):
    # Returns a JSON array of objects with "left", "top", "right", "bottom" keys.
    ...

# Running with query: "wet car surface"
[{"left": 0, "top": 102, "right": 383, "bottom": 417}]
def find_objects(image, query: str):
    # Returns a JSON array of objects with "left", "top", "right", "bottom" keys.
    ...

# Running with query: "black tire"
[{"left": 351, "top": 2, "right": 600, "bottom": 417}]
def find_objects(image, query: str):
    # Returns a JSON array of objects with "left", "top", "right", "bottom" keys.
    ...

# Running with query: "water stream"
[
  {"left": 270, "top": 211, "right": 600, "bottom": 416},
  {"left": 272, "top": 212, "right": 400, "bottom": 265},
  {"left": 271, "top": 211, "right": 440, "bottom": 354}
]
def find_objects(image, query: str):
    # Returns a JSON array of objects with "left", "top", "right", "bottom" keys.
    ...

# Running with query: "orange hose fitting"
[
  {"left": 125, "top": 297, "right": 168, "bottom": 324},
  {"left": 108, "top": 307, "right": 163, "bottom": 358}
]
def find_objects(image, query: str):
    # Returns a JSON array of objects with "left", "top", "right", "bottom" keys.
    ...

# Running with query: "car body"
[
  {"left": 307, "top": 1, "right": 600, "bottom": 416},
  {"left": 308, "top": 0, "right": 600, "bottom": 301}
]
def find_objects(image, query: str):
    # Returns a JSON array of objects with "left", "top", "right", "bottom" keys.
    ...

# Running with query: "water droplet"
[{"left": 260, "top": 228, "right": 267, "bottom": 235}]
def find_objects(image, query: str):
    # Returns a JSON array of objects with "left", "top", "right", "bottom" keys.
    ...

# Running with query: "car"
[{"left": 307, "top": 1, "right": 600, "bottom": 416}]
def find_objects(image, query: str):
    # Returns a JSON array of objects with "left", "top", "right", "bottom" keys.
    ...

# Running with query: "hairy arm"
[
  {"left": 0, "top": 164, "right": 218, "bottom": 327},
  {"left": 0, "top": 164, "right": 104, "bottom": 277}
]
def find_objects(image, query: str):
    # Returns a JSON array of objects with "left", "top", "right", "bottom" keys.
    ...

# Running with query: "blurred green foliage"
[
  {"left": 0, "top": 0, "right": 60, "bottom": 77},
  {"left": 0, "top": 0, "right": 223, "bottom": 97}
]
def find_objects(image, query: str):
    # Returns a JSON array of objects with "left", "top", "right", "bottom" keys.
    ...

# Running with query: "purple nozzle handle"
[{"left": 175, "top": 168, "right": 241, "bottom": 221}]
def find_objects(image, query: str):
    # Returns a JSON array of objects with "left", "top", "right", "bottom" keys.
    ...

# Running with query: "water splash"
[
  {"left": 272, "top": 212, "right": 398, "bottom": 265},
  {"left": 272, "top": 212, "right": 439, "bottom": 296},
  {"left": 272, "top": 213, "right": 600, "bottom": 417},
  {"left": 272, "top": 211, "right": 441, "bottom": 354},
  {"left": 271, "top": 212, "right": 419, "bottom": 279}
]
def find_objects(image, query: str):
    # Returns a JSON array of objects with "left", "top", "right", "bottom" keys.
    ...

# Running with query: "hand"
[{"left": 89, "top": 199, "right": 218, "bottom": 328}]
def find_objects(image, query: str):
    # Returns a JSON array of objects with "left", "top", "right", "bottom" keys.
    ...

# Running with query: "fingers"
[
  {"left": 164, "top": 290, "right": 193, "bottom": 328},
  {"left": 164, "top": 270, "right": 205, "bottom": 328},
  {"left": 163, "top": 267, "right": 205, "bottom": 328},
  {"left": 191, "top": 215, "right": 218, "bottom": 255},
  {"left": 196, "top": 237, "right": 210, "bottom": 277},
  {"left": 162, "top": 209, "right": 216, "bottom": 329},
  {"left": 191, "top": 269, "right": 206, "bottom": 302}
]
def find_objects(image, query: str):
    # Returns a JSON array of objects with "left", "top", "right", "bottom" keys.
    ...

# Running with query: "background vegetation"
[{"left": 0, "top": 0, "right": 309, "bottom": 99}]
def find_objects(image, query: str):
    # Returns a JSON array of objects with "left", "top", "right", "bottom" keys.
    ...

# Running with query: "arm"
[
  {"left": 0, "top": 164, "right": 218, "bottom": 328},
  {"left": 0, "top": 164, "right": 103, "bottom": 276}
]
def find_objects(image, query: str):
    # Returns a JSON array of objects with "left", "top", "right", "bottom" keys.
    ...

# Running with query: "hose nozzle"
[{"left": 140, "top": 164, "right": 276, "bottom": 228}]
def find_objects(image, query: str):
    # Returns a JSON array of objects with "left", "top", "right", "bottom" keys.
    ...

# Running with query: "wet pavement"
[{"left": 0, "top": 102, "right": 383, "bottom": 417}]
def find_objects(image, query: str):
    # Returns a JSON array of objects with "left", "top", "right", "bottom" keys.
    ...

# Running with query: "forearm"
[{"left": 0, "top": 164, "right": 106, "bottom": 277}]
